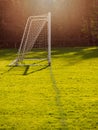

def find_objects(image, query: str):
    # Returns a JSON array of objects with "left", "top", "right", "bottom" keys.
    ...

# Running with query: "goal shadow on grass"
[
  {"left": 23, "top": 64, "right": 49, "bottom": 75},
  {"left": 0, "top": 63, "right": 49, "bottom": 76},
  {"left": 22, "top": 59, "right": 49, "bottom": 75},
  {"left": 49, "top": 66, "right": 68, "bottom": 130},
  {"left": 0, "top": 66, "right": 15, "bottom": 75}
]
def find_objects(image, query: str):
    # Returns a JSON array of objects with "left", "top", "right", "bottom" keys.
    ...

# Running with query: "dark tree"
[{"left": 0, "top": 0, "right": 98, "bottom": 48}]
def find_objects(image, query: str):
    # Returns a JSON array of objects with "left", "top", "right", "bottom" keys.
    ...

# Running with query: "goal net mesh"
[{"left": 9, "top": 13, "right": 51, "bottom": 66}]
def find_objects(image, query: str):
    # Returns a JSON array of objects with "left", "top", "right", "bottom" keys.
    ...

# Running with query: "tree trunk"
[{"left": 85, "top": 0, "right": 94, "bottom": 45}]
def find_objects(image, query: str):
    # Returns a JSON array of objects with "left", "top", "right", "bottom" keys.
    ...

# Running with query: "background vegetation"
[{"left": 0, "top": 0, "right": 98, "bottom": 48}]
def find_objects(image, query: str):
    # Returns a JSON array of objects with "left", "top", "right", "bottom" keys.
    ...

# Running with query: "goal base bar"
[
  {"left": 8, "top": 58, "right": 50, "bottom": 67},
  {"left": 8, "top": 64, "right": 50, "bottom": 67}
]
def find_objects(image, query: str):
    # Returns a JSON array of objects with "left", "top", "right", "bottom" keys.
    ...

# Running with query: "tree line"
[{"left": 0, "top": 0, "right": 98, "bottom": 48}]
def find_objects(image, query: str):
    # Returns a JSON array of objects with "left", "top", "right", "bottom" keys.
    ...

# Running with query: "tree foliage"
[{"left": 0, "top": 0, "right": 98, "bottom": 48}]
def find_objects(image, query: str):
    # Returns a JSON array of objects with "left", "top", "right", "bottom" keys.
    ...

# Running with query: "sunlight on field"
[{"left": 0, "top": 47, "right": 98, "bottom": 130}]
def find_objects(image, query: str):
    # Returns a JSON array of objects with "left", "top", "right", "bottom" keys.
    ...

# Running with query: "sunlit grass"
[{"left": 0, "top": 47, "right": 98, "bottom": 130}]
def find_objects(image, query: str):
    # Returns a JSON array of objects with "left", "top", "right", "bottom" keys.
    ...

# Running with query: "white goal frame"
[{"left": 9, "top": 12, "right": 51, "bottom": 66}]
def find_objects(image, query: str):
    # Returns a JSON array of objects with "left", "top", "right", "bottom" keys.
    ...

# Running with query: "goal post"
[
  {"left": 48, "top": 12, "right": 51, "bottom": 66},
  {"left": 9, "top": 12, "right": 51, "bottom": 66}
]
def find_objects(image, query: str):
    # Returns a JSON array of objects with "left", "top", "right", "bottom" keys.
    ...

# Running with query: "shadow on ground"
[
  {"left": 52, "top": 47, "right": 98, "bottom": 59},
  {"left": 49, "top": 66, "right": 68, "bottom": 130},
  {"left": 52, "top": 47, "right": 98, "bottom": 65},
  {"left": 23, "top": 65, "right": 49, "bottom": 75},
  {"left": 0, "top": 65, "right": 49, "bottom": 76},
  {"left": 0, "top": 49, "right": 17, "bottom": 60},
  {"left": 0, "top": 47, "right": 98, "bottom": 67},
  {"left": 0, "top": 49, "right": 47, "bottom": 60}
]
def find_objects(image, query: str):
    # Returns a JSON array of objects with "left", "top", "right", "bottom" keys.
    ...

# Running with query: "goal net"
[{"left": 9, "top": 12, "right": 51, "bottom": 66}]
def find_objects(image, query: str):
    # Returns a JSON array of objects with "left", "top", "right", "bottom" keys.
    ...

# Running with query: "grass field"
[{"left": 0, "top": 47, "right": 98, "bottom": 130}]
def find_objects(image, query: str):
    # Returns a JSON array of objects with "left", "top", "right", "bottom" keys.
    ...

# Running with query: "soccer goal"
[{"left": 9, "top": 12, "right": 51, "bottom": 66}]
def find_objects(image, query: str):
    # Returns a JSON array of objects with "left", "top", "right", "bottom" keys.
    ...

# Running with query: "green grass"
[{"left": 0, "top": 47, "right": 98, "bottom": 130}]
